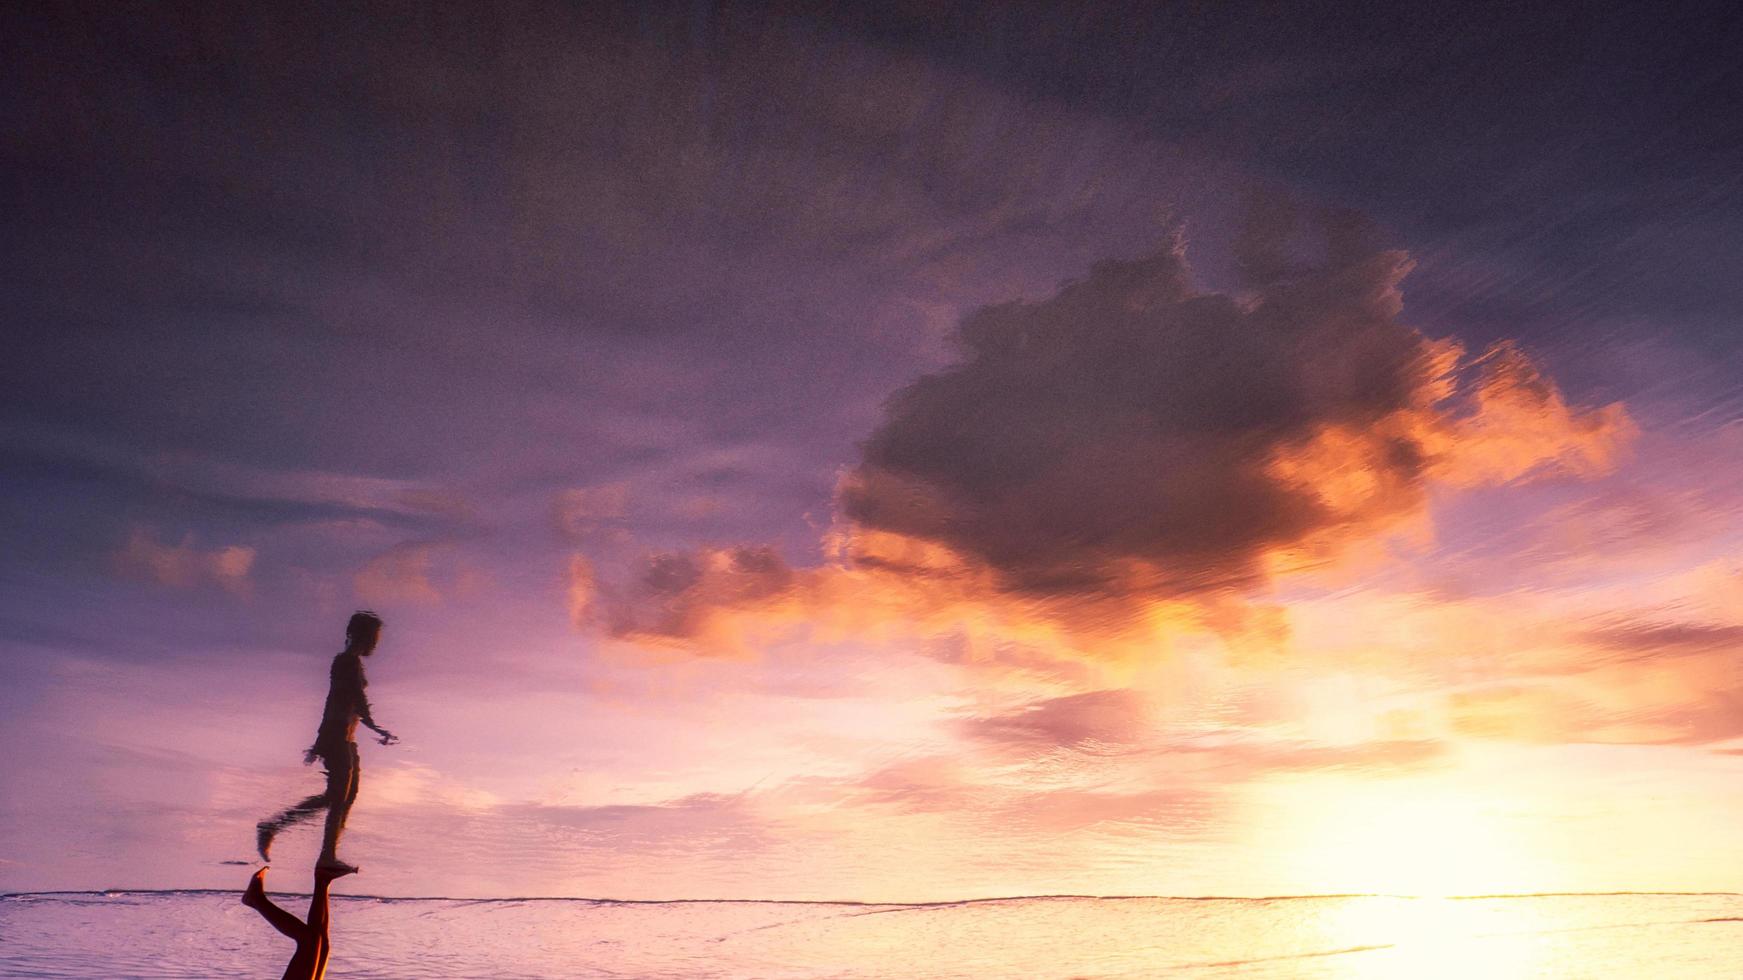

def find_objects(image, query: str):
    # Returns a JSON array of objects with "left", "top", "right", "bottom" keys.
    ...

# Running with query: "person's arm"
[{"left": 351, "top": 659, "right": 397, "bottom": 745}]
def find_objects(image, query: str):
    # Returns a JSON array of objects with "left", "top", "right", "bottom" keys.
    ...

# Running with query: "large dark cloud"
[
  {"left": 838, "top": 224, "right": 1611, "bottom": 599},
  {"left": 586, "top": 214, "right": 1632, "bottom": 652}
]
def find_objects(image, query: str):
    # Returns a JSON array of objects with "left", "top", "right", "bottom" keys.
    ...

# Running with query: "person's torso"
[{"left": 314, "top": 653, "right": 366, "bottom": 745}]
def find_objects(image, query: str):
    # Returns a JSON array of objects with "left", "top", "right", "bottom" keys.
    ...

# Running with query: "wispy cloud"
[
  {"left": 112, "top": 526, "right": 254, "bottom": 594},
  {"left": 354, "top": 541, "right": 486, "bottom": 604}
]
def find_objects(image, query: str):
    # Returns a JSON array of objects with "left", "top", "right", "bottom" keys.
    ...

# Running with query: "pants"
[{"left": 259, "top": 741, "right": 360, "bottom": 859}]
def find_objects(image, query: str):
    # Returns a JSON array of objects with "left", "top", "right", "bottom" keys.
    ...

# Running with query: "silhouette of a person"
[
  {"left": 257, "top": 611, "right": 397, "bottom": 873},
  {"left": 242, "top": 864, "right": 352, "bottom": 980}
]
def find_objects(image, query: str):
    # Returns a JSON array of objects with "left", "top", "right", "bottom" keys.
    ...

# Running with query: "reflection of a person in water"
[
  {"left": 243, "top": 865, "right": 351, "bottom": 980},
  {"left": 256, "top": 611, "right": 398, "bottom": 874}
]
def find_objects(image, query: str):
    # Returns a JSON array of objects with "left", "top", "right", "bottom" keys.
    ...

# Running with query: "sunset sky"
[{"left": 3, "top": 3, "right": 1742, "bottom": 902}]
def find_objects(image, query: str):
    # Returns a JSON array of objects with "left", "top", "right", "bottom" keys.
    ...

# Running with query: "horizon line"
[{"left": 7, "top": 888, "right": 1742, "bottom": 906}]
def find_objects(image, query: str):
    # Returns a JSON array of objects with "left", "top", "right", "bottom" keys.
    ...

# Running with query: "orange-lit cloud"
[
  {"left": 113, "top": 526, "right": 255, "bottom": 594},
  {"left": 355, "top": 541, "right": 486, "bottom": 604},
  {"left": 578, "top": 546, "right": 798, "bottom": 653},
  {"left": 1429, "top": 341, "right": 1637, "bottom": 486},
  {"left": 579, "top": 215, "right": 1634, "bottom": 665},
  {"left": 566, "top": 554, "right": 599, "bottom": 628}
]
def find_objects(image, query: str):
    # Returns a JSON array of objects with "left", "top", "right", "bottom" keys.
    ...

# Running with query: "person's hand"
[{"left": 376, "top": 730, "right": 399, "bottom": 746}]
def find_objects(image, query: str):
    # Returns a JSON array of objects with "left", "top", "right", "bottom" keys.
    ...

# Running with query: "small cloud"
[
  {"left": 1199, "top": 736, "right": 1447, "bottom": 775},
  {"left": 355, "top": 543, "right": 442, "bottom": 603},
  {"left": 113, "top": 526, "right": 255, "bottom": 594},
  {"left": 1518, "top": 486, "right": 1707, "bottom": 571},
  {"left": 838, "top": 754, "right": 1216, "bottom": 832},
  {"left": 395, "top": 488, "right": 477, "bottom": 522},
  {"left": 603, "top": 546, "right": 796, "bottom": 651},
  {"left": 367, "top": 762, "right": 500, "bottom": 811},
  {"left": 566, "top": 554, "right": 598, "bottom": 628},
  {"left": 957, "top": 689, "right": 1150, "bottom": 753},
  {"left": 145, "top": 455, "right": 450, "bottom": 519},
  {"left": 851, "top": 756, "right": 981, "bottom": 814},
  {"left": 956, "top": 688, "right": 1447, "bottom": 774},
  {"left": 503, "top": 792, "right": 772, "bottom": 851},
  {"left": 1429, "top": 341, "right": 1637, "bottom": 487},
  {"left": 1447, "top": 644, "right": 1743, "bottom": 748},
  {"left": 354, "top": 541, "right": 486, "bottom": 604},
  {"left": 553, "top": 483, "right": 631, "bottom": 540},
  {"left": 1583, "top": 621, "right": 1743, "bottom": 663}
]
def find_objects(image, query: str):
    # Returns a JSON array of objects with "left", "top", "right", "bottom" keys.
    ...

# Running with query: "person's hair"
[{"left": 346, "top": 610, "right": 384, "bottom": 647}]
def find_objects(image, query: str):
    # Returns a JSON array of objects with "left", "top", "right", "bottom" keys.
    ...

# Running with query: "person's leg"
[
  {"left": 310, "top": 933, "right": 330, "bottom": 980},
  {"left": 317, "top": 744, "right": 357, "bottom": 867},
  {"left": 305, "top": 873, "right": 332, "bottom": 980},
  {"left": 259, "top": 755, "right": 343, "bottom": 861},
  {"left": 305, "top": 863, "right": 354, "bottom": 979},
  {"left": 280, "top": 937, "right": 323, "bottom": 980},
  {"left": 243, "top": 868, "right": 329, "bottom": 980},
  {"left": 243, "top": 868, "right": 310, "bottom": 942},
  {"left": 258, "top": 791, "right": 330, "bottom": 861},
  {"left": 345, "top": 743, "right": 361, "bottom": 812},
  {"left": 305, "top": 868, "right": 333, "bottom": 939}
]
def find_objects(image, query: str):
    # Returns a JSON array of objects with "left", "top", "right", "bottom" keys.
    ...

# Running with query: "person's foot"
[
  {"left": 241, "top": 868, "right": 269, "bottom": 909},
  {"left": 315, "top": 858, "right": 360, "bottom": 879},
  {"left": 255, "top": 823, "right": 273, "bottom": 863}
]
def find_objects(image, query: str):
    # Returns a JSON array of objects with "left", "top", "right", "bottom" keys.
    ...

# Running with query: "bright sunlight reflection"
[{"left": 1318, "top": 896, "right": 1556, "bottom": 978}]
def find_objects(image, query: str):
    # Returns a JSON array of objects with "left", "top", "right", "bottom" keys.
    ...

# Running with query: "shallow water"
[{"left": 5, "top": 890, "right": 1743, "bottom": 978}]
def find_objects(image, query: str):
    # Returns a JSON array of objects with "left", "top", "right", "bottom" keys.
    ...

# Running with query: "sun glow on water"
[{"left": 1315, "top": 896, "right": 1557, "bottom": 978}]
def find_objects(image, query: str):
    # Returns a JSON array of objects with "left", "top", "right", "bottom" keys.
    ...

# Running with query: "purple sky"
[{"left": 3, "top": 2, "right": 1742, "bottom": 900}]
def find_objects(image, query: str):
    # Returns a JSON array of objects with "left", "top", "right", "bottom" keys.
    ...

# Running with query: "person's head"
[{"left": 345, "top": 610, "right": 384, "bottom": 656}]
